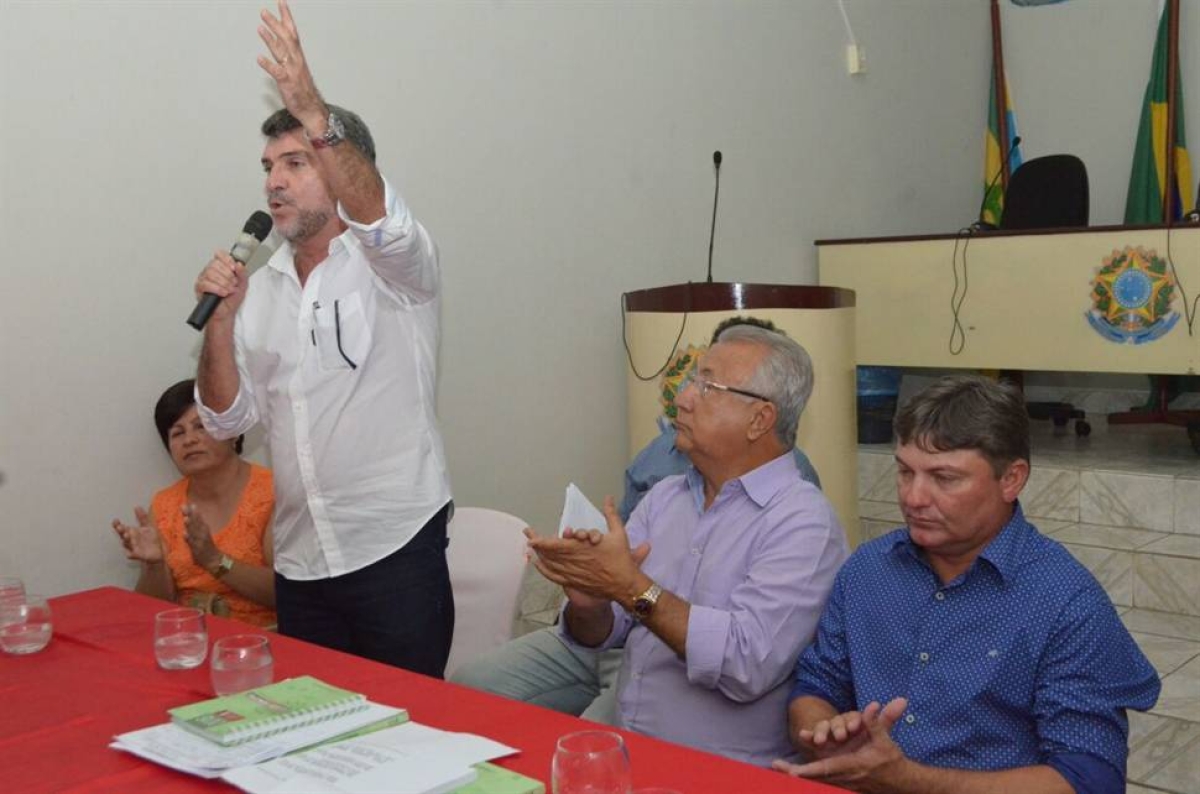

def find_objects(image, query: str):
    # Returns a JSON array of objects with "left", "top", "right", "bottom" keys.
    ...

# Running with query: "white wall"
[{"left": 2, "top": 0, "right": 1192, "bottom": 597}]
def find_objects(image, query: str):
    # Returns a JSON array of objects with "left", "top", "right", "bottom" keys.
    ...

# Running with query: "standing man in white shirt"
[{"left": 194, "top": 0, "right": 454, "bottom": 675}]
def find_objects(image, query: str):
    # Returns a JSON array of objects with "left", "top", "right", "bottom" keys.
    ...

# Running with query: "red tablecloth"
[{"left": 0, "top": 587, "right": 845, "bottom": 793}]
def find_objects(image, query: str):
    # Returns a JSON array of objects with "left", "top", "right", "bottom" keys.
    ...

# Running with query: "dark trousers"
[{"left": 275, "top": 503, "right": 455, "bottom": 678}]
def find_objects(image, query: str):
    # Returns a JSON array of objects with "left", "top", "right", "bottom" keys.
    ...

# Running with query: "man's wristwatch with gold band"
[
  {"left": 210, "top": 554, "right": 235, "bottom": 579},
  {"left": 631, "top": 582, "right": 663, "bottom": 622}
]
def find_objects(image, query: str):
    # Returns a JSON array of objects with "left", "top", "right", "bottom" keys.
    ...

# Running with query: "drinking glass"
[
  {"left": 210, "top": 634, "right": 274, "bottom": 695},
  {"left": 154, "top": 607, "right": 208, "bottom": 669},
  {"left": 0, "top": 594, "right": 53, "bottom": 655},
  {"left": 0, "top": 577, "right": 24, "bottom": 607},
  {"left": 551, "top": 730, "right": 632, "bottom": 794}
]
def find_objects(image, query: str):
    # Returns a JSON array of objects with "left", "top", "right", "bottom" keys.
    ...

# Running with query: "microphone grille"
[{"left": 243, "top": 210, "right": 274, "bottom": 241}]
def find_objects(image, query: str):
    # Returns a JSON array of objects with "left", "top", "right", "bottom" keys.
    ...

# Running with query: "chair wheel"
[{"left": 1075, "top": 420, "right": 1091, "bottom": 437}]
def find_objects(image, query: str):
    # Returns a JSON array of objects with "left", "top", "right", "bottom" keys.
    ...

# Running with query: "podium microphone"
[
  {"left": 970, "top": 135, "right": 1021, "bottom": 232},
  {"left": 706, "top": 150, "right": 722, "bottom": 283},
  {"left": 187, "top": 211, "right": 274, "bottom": 330}
]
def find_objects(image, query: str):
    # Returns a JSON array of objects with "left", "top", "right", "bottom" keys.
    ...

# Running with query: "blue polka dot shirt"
[{"left": 791, "top": 503, "right": 1160, "bottom": 777}]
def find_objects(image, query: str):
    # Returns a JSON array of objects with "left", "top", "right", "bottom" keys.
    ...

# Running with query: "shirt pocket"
[{"left": 313, "top": 291, "right": 373, "bottom": 371}]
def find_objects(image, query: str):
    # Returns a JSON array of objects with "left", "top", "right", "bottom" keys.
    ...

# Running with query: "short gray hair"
[
  {"left": 716, "top": 324, "right": 814, "bottom": 448},
  {"left": 261, "top": 104, "right": 376, "bottom": 163},
  {"left": 893, "top": 375, "right": 1029, "bottom": 477}
]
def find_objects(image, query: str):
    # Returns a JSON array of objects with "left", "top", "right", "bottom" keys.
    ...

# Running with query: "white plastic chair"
[{"left": 444, "top": 507, "right": 531, "bottom": 678}]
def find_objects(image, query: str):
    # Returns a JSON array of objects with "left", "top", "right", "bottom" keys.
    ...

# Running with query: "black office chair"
[
  {"left": 1000, "top": 154, "right": 1089, "bottom": 230},
  {"left": 1001, "top": 154, "right": 1092, "bottom": 435}
]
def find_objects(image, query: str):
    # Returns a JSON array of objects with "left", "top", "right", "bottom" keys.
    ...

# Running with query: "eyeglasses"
[{"left": 680, "top": 371, "right": 771, "bottom": 403}]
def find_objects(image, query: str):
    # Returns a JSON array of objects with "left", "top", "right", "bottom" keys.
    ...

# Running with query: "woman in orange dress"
[{"left": 112, "top": 379, "right": 275, "bottom": 627}]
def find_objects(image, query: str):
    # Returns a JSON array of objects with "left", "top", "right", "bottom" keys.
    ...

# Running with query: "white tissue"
[{"left": 558, "top": 483, "right": 608, "bottom": 537}]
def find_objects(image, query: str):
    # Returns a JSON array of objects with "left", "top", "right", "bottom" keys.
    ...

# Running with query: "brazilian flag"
[
  {"left": 981, "top": 65, "right": 1022, "bottom": 227},
  {"left": 1124, "top": 4, "right": 1192, "bottom": 224}
]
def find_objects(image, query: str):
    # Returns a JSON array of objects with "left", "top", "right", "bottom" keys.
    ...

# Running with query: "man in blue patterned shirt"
[{"left": 776, "top": 375, "right": 1159, "bottom": 794}]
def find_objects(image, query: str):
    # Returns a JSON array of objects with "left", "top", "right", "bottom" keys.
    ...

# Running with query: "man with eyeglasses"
[
  {"left": 619, "top": 316, "right": 821, "bottom": 522},
  {"left": 192, "top": 1, "right": 453, "bottom": 676},
  {"left": 454, "top": 324, "right": 848, "bottom": 766}
]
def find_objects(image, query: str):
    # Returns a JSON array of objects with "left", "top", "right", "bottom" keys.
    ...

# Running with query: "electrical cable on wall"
[
  {"left": 948, "top": 227, "right": 974, "bottom": 355},
  {"left": 1164, "top": 224, "right": 1199, "bottom": 336},
  {"left": 836, "top": 0, "right": 858, "bottom": 46}
]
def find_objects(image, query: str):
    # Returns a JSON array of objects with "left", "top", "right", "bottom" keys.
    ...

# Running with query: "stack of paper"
[
  {"left": 112, "top": 676, "right": 538, "bottom": 794},
  {"left": 113, "top": 711, "right": 534, "bottom": 794},
  {"left": 112, "top": 702, "right": 407, "bottom": 778},
  {"left": 221, "top": 722, "right": 522, "bottom": 794}
]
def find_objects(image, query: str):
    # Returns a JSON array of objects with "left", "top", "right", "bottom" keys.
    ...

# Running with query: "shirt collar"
[
  {"left": 267, "top": 230, "right": 352, "bottom": 277},
  {"left": 884, "top": 501, "right": 1032, "bottom": 586},
  {"left": 974, "top": 501, "right": 1032, "bottom": 584},
  {"left": 685, "top": 451, "right": 800, "bottom": 512},
  {"left": 267, "top": 238, "right": 295, "bottom": 276}
]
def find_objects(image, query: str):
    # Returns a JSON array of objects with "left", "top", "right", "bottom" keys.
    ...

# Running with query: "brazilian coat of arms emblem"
[
  {"left": 1086, "top": 246, "right": 1179, "bottom": 344},
  {"left": 659, "top": 344, "right": 705, "bottom": 419}
]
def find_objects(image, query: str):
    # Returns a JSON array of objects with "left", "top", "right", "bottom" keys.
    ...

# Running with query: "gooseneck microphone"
[
  {"left": 706, "top": 150, "right": 722, "bottom": 283},
  {"left": 970, "top": 135, "right": 1021, "bottom": 232},
  {"left": 187, "top": 211, "right": 274, "bottom": 330}
]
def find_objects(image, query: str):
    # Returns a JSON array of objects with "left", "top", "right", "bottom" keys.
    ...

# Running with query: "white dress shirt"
[{"left": 197, "top": 179, "right": 452, "bottom": 579}]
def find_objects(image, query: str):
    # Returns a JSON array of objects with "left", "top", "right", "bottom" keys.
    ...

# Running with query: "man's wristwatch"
[
  {"left": 631, "top": 582, "right": 663, "bottom": 622},
  {"left": 309, "top": 111, "right": 346, "bottom": 150},
  {"left": 211, "top": 554, "right": 235, "bottom": 579}
]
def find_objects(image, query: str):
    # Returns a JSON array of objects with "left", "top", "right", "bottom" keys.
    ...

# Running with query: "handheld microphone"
[
  {"left": 970, "top": 135, "right": 1021, "bottom": 232},
  {"left": 706, "top": 150, "right": 722, "bottom": 283},
  {"left": 187, "top": 211, "right": 274, "bottom": 330}
]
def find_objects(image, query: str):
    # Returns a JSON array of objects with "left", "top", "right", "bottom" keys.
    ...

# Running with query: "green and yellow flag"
[
  {"left": 1125, "top": 3, "right": 1191, "bottom": 223},
  {"left": 981, "top": 65, "right": 1022, "bottom": 227}
]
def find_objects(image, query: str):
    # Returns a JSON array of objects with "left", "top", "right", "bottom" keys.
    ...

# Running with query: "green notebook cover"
[
  {"left": 168, "top": 676, "right": 366, "bottom": 745},
  {"left": 454, "top": 763, "right": 544, "bottom": 794}
]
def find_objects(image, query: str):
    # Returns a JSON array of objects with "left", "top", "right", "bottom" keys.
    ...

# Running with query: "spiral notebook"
[{"left": 169, "top": 676, "right": 368, "bottom": 746}]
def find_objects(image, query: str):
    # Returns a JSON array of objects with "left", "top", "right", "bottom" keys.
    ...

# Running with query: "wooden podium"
[{"left": 622, "top": 283, "right": 860, "bottom": 545}]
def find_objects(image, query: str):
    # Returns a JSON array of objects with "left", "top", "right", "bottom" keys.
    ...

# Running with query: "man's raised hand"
[{"left": 256, "top": 0, "right": 325, "bottom": 128}]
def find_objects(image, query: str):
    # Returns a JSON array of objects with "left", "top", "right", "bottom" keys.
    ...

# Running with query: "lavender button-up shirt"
[{"left": 562, "top": 452, "right": 848, "bottom": 766}]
